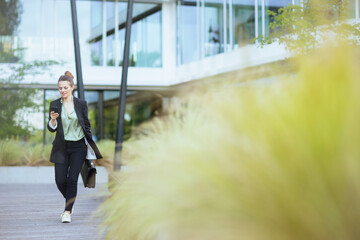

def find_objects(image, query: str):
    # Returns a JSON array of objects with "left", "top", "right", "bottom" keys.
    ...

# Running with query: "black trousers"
[{"left": 55, "top": 138, "right": 87, "bottom": 212}]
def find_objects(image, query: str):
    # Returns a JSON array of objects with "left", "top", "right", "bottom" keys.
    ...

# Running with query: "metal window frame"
[
  {"left": 261, "top": 0, "right": 265, "bottom": 36},
  {"left": 223, "top": 0, "right": 227, "bottom": 52},
  {"left": 255, "top": 0, "right": 259, "bottom": 41},
  {"left": 115, "top": 0, "right": 120, "bottom": 66},
  {"left": 201, "top": 0, "right": 205, "bottom": 58},
  {"left": 196, "top": 0, "right": 201, "bottom": 60},
  {"left": 228, "top": 0, "right": 233, "bottom": 50}
]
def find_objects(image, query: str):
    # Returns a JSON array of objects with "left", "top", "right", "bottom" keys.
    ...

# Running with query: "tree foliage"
[
  {"left": 0, "top": 0, "right": 22, "bottom": 35},
  {"left": 0, "top": 0, "right": 23, "bottom": 63},
  {"left": 258, "top": 0, "right": 360, "bottom": 54},
  {"left": 0, "top": 61, "right": 58, "bottom": 139},
  {"left": 0, "top": 0, "right": 59, "bottom": 139}
]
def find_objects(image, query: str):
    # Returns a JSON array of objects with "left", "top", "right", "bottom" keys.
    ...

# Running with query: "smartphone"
[{"left": 50, "top": 106, "right": 59, "bottom": 114}]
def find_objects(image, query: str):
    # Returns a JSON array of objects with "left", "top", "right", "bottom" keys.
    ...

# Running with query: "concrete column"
[{"left": 162, "top": 2, "right": 177, "bottom": 85}]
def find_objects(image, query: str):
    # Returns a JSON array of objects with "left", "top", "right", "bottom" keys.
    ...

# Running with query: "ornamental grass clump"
[
  {"left": 0, "top": 139, "right": 23, "bottom": 166},
  {"left": 96, "top": 140, "right": 115, "bottom": 172},
  {"left": 99, "top": 45, "right": 360, "bottom": 240},
  {"left": 23, "top": 143, "right": 52, "bottom": 166}
]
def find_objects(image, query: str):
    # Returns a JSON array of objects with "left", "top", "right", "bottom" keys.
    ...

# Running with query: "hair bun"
[{"left": 64, "top": 71, "right": 74, "bottom": 80}]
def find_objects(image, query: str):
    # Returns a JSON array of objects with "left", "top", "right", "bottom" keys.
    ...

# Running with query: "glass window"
[
  {"left": 103, "top": 90, "right": 162, "bottom": 140},
  {"left": 91, "top": 1, "right": 102, "bottom": 29},
  {"left": 91, "top": 1, "right": 103, "bottom": 66},
  {"left": 106, "top": 1, "right": 115, "bottom": 20},
  {"left": 348, "top": 0, "right": 356, "bottom": 19},
  {"left": 232, "top": 0, "right": 255, "bottom": 48},
  {"left": 18, "top": 0, "right": 42, "bottom": 37},
  {"left": 78, "top": 1, "right": 162, "bottom": 68},
  {"left": 78, "top": 0, "right": 103, "bottom": 66},
  {"left": 204, "top": 0, "right": 224, "bottom": 57},
  {"left": 91, "top": 39, "right": 103, "bottom": 66},
  {"left": 106, "top": 1, "right": 115, "bottom": 66},
  {"left": 52, "top": 0, "right": 74, "bottom": 64},
  {"left": 117, "top": 3, "right": 162, "bottom": 67},
  {"left": 130, "top": 10, "right": 162, "bottom": 67},
  {"left": 1, "top": 0, "right": 74, "bottom": 63},
  {"left": 84, "top": 91, "right": 100, "bottom": 141},
  {"left": 177, "top": 1, "right": 199, "bottom": 64},
  {"left": 106, "top": 34, "right": 115, "bottom": 66},
  {"left": 104, "top": 91, "right": 119, "bottom": 140},
  {"left": 77, "top": 0, "right": 94, "bottom": 66}
]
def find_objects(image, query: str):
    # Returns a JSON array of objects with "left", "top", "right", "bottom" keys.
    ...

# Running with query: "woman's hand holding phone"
[{"left": 50, "top": 106, "right": 60, "bottom": 127}]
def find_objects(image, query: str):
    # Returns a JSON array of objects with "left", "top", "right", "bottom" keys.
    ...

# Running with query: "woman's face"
[{"left": 58, "top": 81, "right": 74, "bottom": 99}]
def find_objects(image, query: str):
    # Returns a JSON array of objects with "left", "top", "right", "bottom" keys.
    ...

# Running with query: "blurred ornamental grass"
[
  {"left": 98, "top": 45, "right": 360, "bottom": 240},
  {"left": 0, "top": 138, "right": 118, "bottom": 170},
  {"left": 96, "top": 140, "right": 115, "bottom": 172},
  {"left": 0, "top": 139, "right": 23, "bottom": 166},
  {"left": 0, "top": 139, "right": 52, "bottom": 166}
]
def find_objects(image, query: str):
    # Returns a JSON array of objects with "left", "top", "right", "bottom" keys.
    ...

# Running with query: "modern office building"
[{"left": 1, "top": 0, "right": 359, "bottom": 141}]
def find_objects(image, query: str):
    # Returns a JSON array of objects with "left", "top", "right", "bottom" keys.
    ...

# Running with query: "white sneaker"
[{"left": 61, "top": 212, "right": 71, "bottom": 223}]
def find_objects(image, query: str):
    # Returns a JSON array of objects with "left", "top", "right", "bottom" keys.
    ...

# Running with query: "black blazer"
[{"left": 47, "top": 96, "right": 102, "bottom": 164}]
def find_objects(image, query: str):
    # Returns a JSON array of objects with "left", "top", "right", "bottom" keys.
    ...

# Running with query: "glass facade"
[
  {"left": 176, "top": 0, "right": 258, "bottom": 64},
  {"left": 0, "top": 0, "right": 74, "bottom": 63},
  {"left": 125, "top": 8, "right": 162, "bottom": 67},
  {"left": 232, "top": 0, "right": 255, "bottom": 48},
  {"left": 102, "top": 91, "right": 162, "bottom": 140},
  {"left": 204, "top": 0, "right": 224, "bottom": 56},
  {"left": 348, "top": 0, "right": 357, "bottom": 19},
  {"left": 0, "top": 0, "right": 162, "bottom": 68},
  {"left": 78, "top": 0, "right": 162, "bottom": 67},
  {"left": 2, "top": 0, "right": 357, "bottom": 67},
  {"left": 177, "top": 1, "right": 199, "bottom": 64}
]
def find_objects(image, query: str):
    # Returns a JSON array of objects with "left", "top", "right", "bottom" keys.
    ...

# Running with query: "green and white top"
[{"left": 61, "top": 99, "right": 85, "bottom": 141}]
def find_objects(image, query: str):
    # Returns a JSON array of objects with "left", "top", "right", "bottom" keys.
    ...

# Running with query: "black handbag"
[{"left": 81, "top": 159, "right": 97, "bottom": 188}]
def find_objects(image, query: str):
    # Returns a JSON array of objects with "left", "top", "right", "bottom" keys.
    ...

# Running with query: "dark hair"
[{"left": 58, "top": 71, "right": 74, "bottom": 87}]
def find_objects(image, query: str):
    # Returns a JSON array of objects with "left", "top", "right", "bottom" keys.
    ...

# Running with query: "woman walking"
[{"left": 48, "top": 71, "right": 102, "bottom": 223}]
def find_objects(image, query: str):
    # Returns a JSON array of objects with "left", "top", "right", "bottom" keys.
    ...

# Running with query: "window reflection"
[
  {"left": 348, "top": 1, "right": 356, "bottom": 19},
  {"left": 1, "top": 0, "right": 74, "bottom": 63},
  {"left": 79, "top": 1, "right": 162, "bottom": 68},
  {"left": 204, "top": 0, "right": 224, "bottom": 56},
  {"left": 103, "top": 91, "right": 162, "bottom": 141},
  {"left": 84, "top": 91, "right": 100, "bottom": 141},
  {"left": 177, "top": 2, "right": 199, "bottom": 64},
  {"left": 107, "top": 35, "right": 115, "bottom": 66},
  {"left": 232, "top": 0, "right": 255, "bottom": 48},
  {"left": 91, "top": 39, "right": 102, "bottom": 66},
  {"left": 177, "top": 0, "right": 257, "bottom": 64}
]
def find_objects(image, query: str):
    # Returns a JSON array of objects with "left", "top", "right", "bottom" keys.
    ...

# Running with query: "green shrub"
[{"left": 98, "top": 46, "right": 360, "bottom": 240}]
